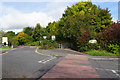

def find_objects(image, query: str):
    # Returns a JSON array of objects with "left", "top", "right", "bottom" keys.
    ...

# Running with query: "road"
[
  {"left": 2, "top": 47, "right": 119, "bottom": 79},
  {"left": 2, "top": 46, "right": 62, "bottom": 79},
  {"left": 39, "top": 49, "right": 119, "bottom": 79}
]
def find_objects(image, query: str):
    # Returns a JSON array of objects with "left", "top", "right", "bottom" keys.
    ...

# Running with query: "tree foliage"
[
  {"left": 55, "top": 1, "right": 113, "bottom": 49},
  {"left": 16, "top": 32, "right": 33, "bottom": 45},
  {"left": 23, "top": 27, "right": 33, "bottom": 36},
  {"left": 32, "top": 23, "right": 42, "bottom": 41},
  {"left": 97, "top": 23, "right": 120, "bottom": 50},
  {"left": 0, "top": 30, "right": 5, "bottom": 44}
]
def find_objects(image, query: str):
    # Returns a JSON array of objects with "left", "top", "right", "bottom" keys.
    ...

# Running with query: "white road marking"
[
  {"left": 111, "top": 70, "right": 120, "bottom": 77},
  {"left": 91, "top": 58, "right": 119, "bottom": 60},
  {"left": 95, "top": 68, "right": 120, "bottom": 77},
  {"left": 95, "top": 68, "right": 118, "bottom": 72},
  {"left": 38, "top": 57, "right": 56, "bottom": 64}
]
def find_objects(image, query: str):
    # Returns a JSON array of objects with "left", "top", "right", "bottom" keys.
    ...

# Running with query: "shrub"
[
  {"left": 85, "top": 50, "right": 117, "bottom": 56},
  {"left": 97, "top": 23, "right": 120, "bottom": 50},
  {"left": 25, "top": 41, "right": 40, "bottom": 46},
  {"left": 78, "top": 43, "right": 99, "bottom": 52},
  {"left": 40, "top": 40, "right": 59, "bottom": 49},
  {"left": 108, "top": 44, "right": 120, "bottom": 54}
]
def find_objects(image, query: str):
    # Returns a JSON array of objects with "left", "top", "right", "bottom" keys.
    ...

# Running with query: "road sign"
[
  {"left": 2, "top": 37, "right": 8, "bottom": 46},
  {"left": 43, "top": 36, "right": 47, "bottom": 39},
  {"left": 89, "top": 40, "right": 97, "bottom": 43},
  {"left": 52, "top": 36, "right": 55, "bottom": 40}
]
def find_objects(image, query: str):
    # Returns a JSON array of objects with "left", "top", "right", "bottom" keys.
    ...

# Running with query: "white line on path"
[
  {"left": 95, "top": 68, "right": 120, "bottom": 77},
  {"left": 38, "top": 57, "right": 56, "bottom": 64}
]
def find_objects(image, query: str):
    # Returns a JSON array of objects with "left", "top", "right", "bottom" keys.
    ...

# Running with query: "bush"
[
  {"left": 25, "top": 41, "right": 40, "bottom": 46},
  {"left": 78, "top": 43, "right": 99, "bottom": 52},
  {"left": 85, "top": 50, "right": 117, "bottom": 56},
  {"left": 108, "top": 44, "right": 120, "bottom": 55},
  {"left": 78, "top": 46, "right": 89, "bottom": 52},
  {"left": 40, "top": 40, "right": 59, "bottom": 49},
  {"left": 97, "top": 23, "right": 120, "bottom": 50}
]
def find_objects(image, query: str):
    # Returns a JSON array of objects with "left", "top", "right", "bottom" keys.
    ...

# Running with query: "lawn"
[
  {"left": 84, "top": 50, "right": 117, "bottom": 56},
  {"left": 0, "top": 46, "right": 12, "bottom": 49}
]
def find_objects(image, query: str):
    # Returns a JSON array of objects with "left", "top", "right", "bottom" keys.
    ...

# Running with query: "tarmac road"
[
  {"left": 38, "top": 49, "right": 120, "bottom": 79},
  {"left": 2, "top": 47, "right": 120, "bottom": 79},
  {"left": 2, "top": 46, "right": 62, "bottom": 79}
]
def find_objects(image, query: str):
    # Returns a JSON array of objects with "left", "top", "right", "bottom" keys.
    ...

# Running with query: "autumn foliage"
[
  {"left": 97, "top": 22, "right": 120, "bottom": 50},
  {"left": 16, "top": 32, "right": 33, "bottom": 45}
]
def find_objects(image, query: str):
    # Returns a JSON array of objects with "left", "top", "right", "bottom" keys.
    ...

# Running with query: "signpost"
[
  {"left": 52, "top": 36, "right": 55, "bottom": 40},
  {"left": 43, "top": 36, "right": 47, "bottom": 39},
  {"left": 2, "top": 37, "right": 8, "bottom": 46},
  {"left": 43, "top": 36, "right": 47, "bottom": 49},
  {"left": 89, "top": 40, "right": 97, "bottom": 43}
]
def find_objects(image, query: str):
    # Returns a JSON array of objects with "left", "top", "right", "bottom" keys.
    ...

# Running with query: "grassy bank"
[
  {"left": 84, "top": 50, "right": 117, "bottom": 56},
  {"left": 0, "top": 46, "right": 12, "bottom": 49}
]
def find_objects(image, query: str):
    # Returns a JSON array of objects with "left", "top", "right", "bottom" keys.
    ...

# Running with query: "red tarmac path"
[{"left": 41, "top": 54, "right": 99, "bottom": 79}]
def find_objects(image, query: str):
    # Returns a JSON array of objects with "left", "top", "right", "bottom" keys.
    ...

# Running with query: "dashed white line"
[
  {"left": 38, "top": 57, "right": 56, "bottom": 64},
  {"left": 95, "top": 68, "right": 118, "bottom": 72},
  {"left": 111, "top": 70, "right": 120, "bottom": 77},
  {"left": 95, "top": 68, "right": 120, "bottom": 77}
]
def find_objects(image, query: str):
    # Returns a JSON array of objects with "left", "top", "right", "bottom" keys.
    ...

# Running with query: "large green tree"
[
  {"left": 57, "top": 2, "right": 113, "bottom": 47},
  {"left": 23, "top": 27, "right": 33, "bottom": 36},
  {"left": 32, "top": 23, "right": 42, "bottom": 41},
  {"left": 45, "top": 22, "right": 59, "bottom": 39}
]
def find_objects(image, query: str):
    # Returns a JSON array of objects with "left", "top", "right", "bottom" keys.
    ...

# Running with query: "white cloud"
[
  {"left": 0, "top": 2, "right": 68, "bottom": 33},
  {"left": 0, "top": 12, "right": 55, "bottom": 30},
  {"left": 5, "top": 29, "right": 23, "bottom": 34},
  {"left": 46, "top": 2, "right": 70, "bottom": 20},
  {"left": 0, "top": 0, "right": 119, "bottom": 2},
  {"left": 112, "top": 17, "right": 117, "bottom": 23}
]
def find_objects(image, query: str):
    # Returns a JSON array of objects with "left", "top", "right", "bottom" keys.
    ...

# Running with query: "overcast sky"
[{"left": 0, "top": 0, "right": 119, "bottom": 34}]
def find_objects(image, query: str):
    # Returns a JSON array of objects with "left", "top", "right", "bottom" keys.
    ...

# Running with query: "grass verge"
[
  {"left": 0, "top": 46, "right": 12, "bottom": 49},
  {"left": 84, "top": 50, "right": 117, "bottom": 56}
]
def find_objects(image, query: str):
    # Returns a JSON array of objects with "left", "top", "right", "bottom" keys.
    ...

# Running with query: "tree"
[
  {"left": 0, "top": 30, "right": 5, "bottom": 44},
  {"left": 56, "top": 1, "right": 113, "bottom": 49},
  {"left": 32, "top": 23, "right": 42, "bottom": 41},
  {"left": 23, "top": 27, "right": 33, "bottom": 36},
  {"left": 16, "top": 32, "right": 33, "bottom": 45},
  {"left": 45, "top": 22, "right": 59, "bottom": 40}
]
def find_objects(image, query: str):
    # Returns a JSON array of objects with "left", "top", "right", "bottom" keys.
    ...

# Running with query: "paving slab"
[{"left": 41, "top": 54, "right": 99, "bottom": 79}]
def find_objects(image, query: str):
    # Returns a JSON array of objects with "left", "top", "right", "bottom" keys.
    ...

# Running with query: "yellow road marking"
[{"left": 35, "top": 47, "right": 61, "bottom": 57}]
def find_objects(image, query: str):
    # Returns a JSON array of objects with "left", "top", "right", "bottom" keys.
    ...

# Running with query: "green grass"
[
  {"left": 84, "top": 50, "right": 117, "bottom": 56},
  {"left": 0, "top": 46, "right": 12, "bottom": 49}
]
